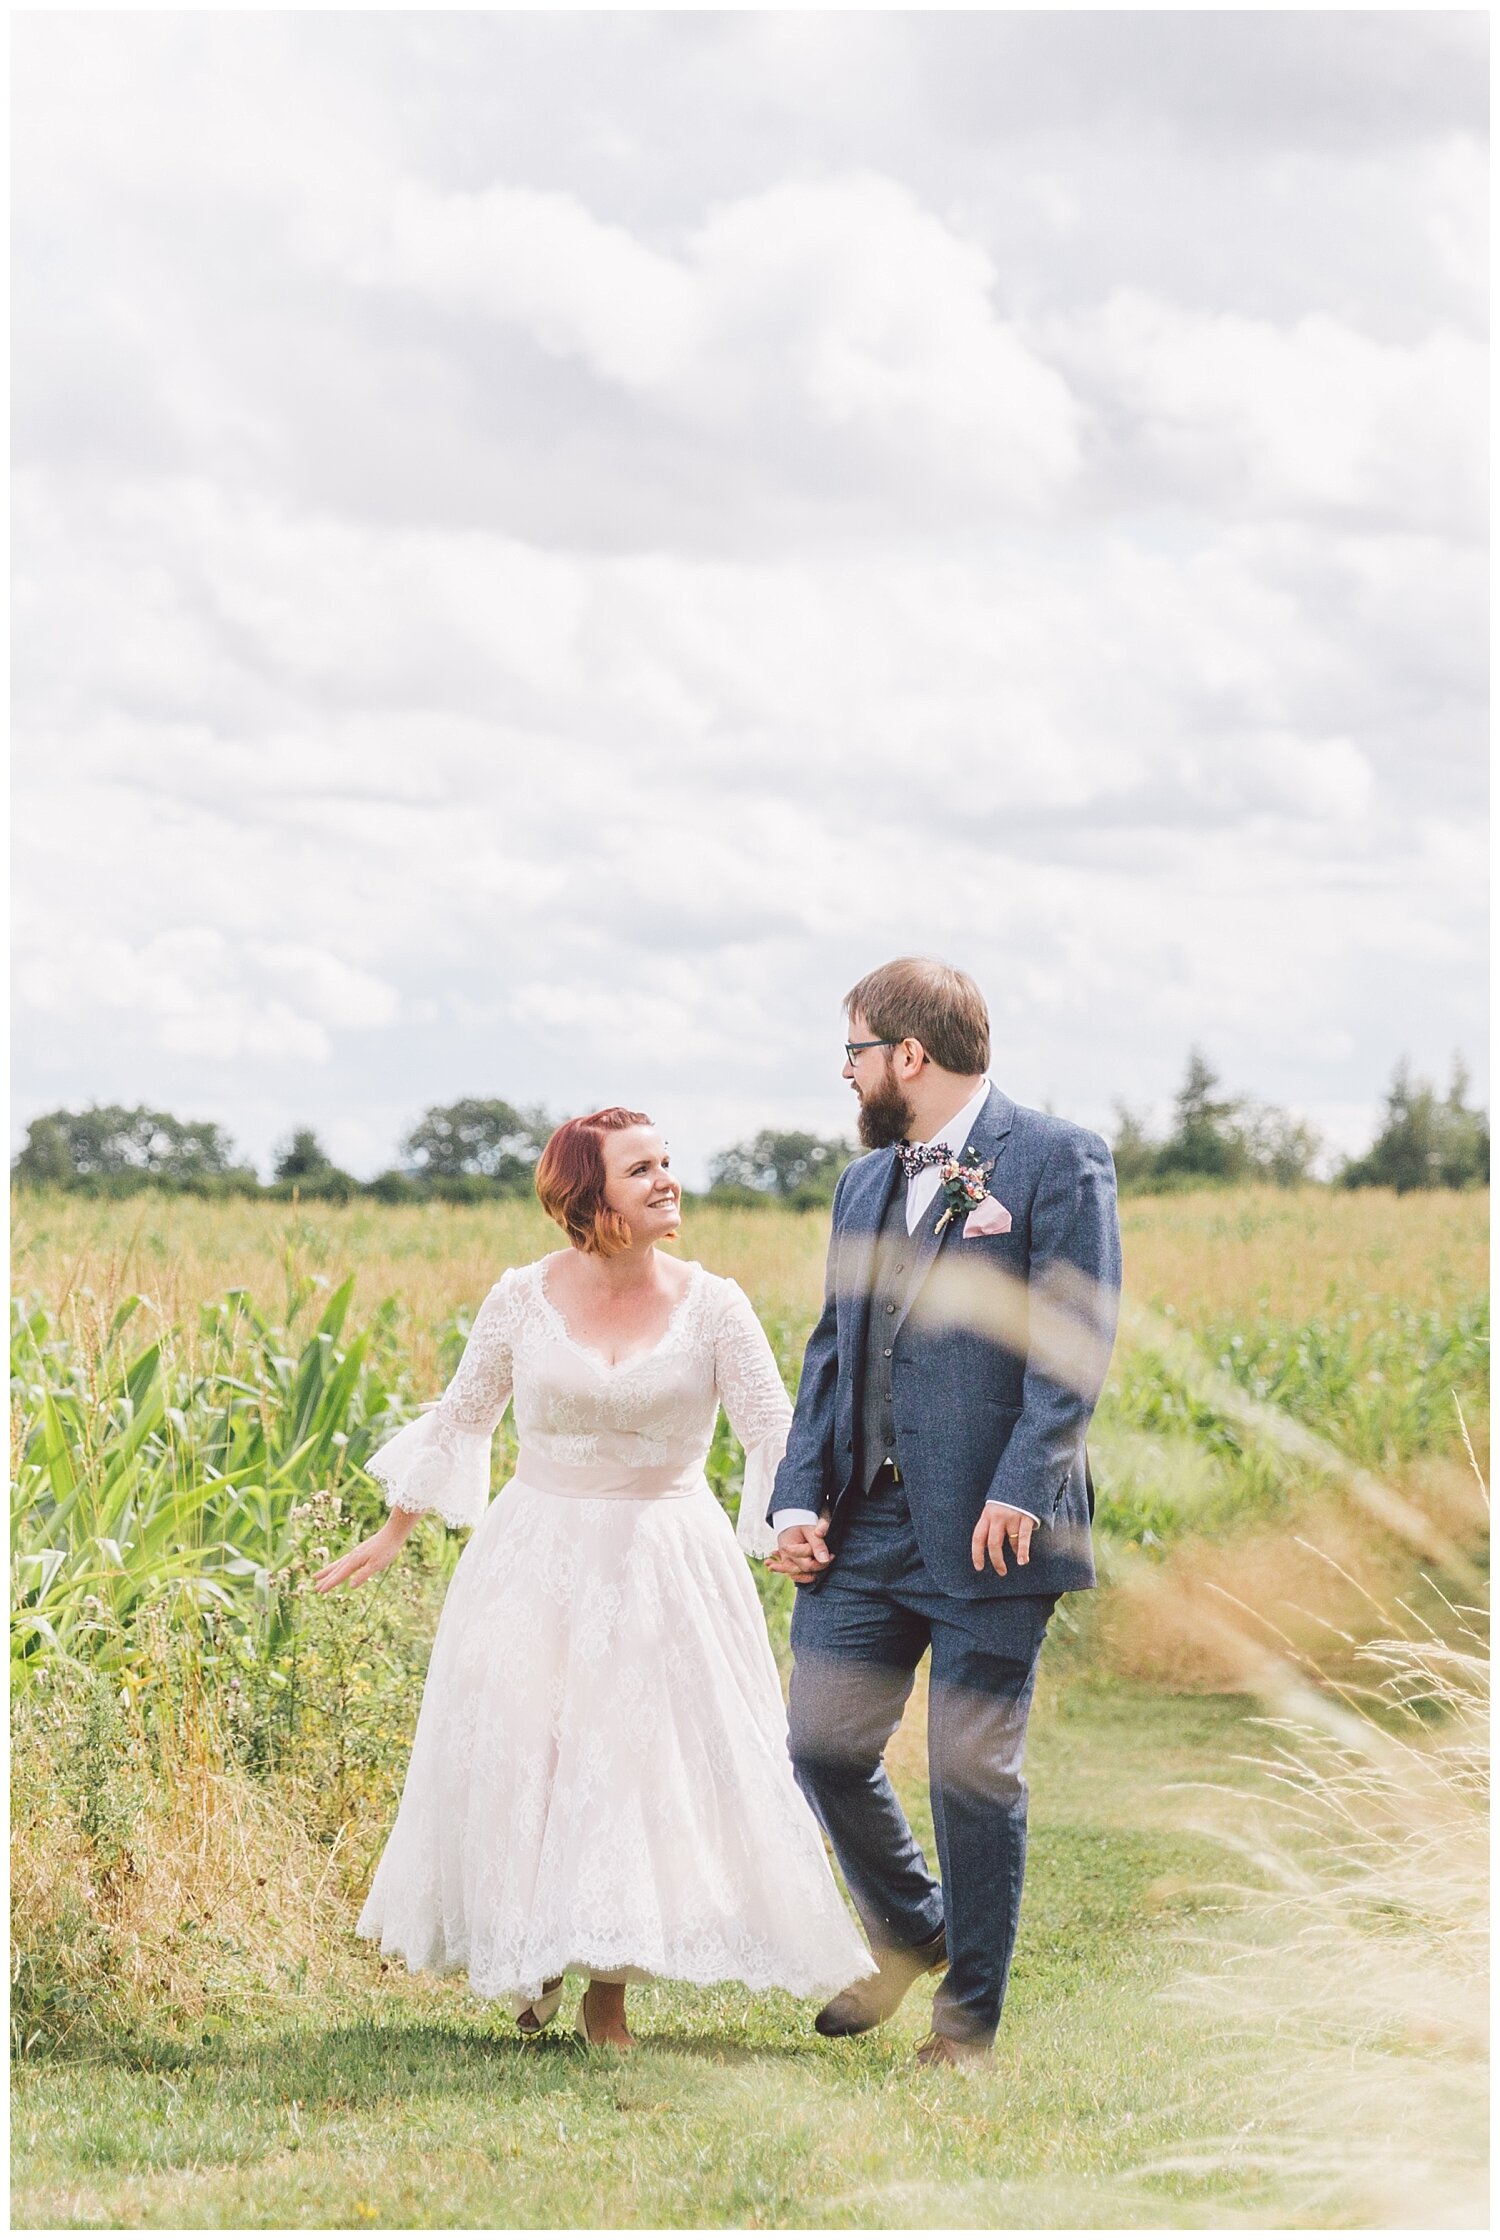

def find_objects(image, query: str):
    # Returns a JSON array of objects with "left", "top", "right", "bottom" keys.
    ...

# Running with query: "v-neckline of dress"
[{"left": 535, "top": 1257, "right": 701, "bottom": 1373}]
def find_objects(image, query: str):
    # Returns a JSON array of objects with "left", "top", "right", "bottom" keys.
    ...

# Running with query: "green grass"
[
  {"left": 11, "top": 1189, "right": 1486, "bottom": 2226},
  {"left": 12, "top": 1683, "right": 1278, "bottom": 2232}
]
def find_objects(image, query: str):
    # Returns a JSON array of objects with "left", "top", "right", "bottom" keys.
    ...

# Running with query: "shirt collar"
[{"left": 912, "top": 1079, "right": 992, "bottom": 1160}]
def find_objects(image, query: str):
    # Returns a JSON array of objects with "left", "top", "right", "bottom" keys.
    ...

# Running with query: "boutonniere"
[{"left": 933, "top": 1144, "right": 994, "bottom": 1235}]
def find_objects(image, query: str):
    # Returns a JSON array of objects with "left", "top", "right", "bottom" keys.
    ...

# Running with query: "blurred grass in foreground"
[{"left": 1141, "top": 1507, "right": 1489, "bottom": 2230}]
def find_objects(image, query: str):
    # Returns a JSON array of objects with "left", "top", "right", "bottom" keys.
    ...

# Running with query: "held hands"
[
  {"left": 770, "top": 1505, "right": 1037, "bottom": 1581},
  {"left": 972, "top": 1504, "right": 1034, "bottom": 1576},
  {"left": 313, "top": 1514, "right": 413, "bottom": 1593},
  {"left": 767, "top": 1515, "right": 833, "bottom": 1586}
]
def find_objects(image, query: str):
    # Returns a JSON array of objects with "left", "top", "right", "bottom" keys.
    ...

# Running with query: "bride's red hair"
[{"left": 535, "top": 1107, "right": 654, "bottom": 1257}]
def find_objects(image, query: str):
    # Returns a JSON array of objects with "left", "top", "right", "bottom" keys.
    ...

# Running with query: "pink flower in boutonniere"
[{"left": 933, "top": 1146, "right": 994, "bottom": 1236}]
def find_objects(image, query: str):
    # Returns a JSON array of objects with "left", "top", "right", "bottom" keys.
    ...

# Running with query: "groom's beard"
[{"left": 856, "top": 1062, "right": 915, "bottom": 1151}]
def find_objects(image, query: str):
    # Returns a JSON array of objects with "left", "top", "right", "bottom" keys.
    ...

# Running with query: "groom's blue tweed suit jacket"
[{"left": 769, "top": 1085, "right": 1122, "bottom": 1600}]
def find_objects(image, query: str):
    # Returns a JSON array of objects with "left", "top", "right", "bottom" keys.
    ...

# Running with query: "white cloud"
[
  {"left": 9, "top": 15, "right": 1487, "bottom": 1180},
  {"left": 14, "top": 928, "right": 399, "bottom": 1070},
  {"left": 16, "top": 476, "right": 1421, "bottom": 853},
  {"left": 349, "top": 171, "right": 1084, "bottom": 512},
  {"left": 371, "top": 180, "right": 700, "bottom": 392},
  {"left": 1057, "top": 291, "right": 1484, "bottom": 534},
  {"left": 244, "top": 944, "right": 400, "bottom": 1032}
]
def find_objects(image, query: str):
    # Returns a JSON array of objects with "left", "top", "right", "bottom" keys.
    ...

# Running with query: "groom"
[{"left": 769, "top": 957, "right": 1121, "bottom": 2068}]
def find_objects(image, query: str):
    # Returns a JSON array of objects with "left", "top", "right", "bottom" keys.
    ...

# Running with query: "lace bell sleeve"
[
  {"left": 366, "top": 1274, "right": 516, "bottom": 1531},
  {"left": 712, "top": 1278, "right": 795, "bottom": 1561}
]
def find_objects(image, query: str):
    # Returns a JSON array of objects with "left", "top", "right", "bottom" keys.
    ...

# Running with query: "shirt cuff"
[{"left": 985, "top": 1499, "right": 1040, "bottom": 1522}]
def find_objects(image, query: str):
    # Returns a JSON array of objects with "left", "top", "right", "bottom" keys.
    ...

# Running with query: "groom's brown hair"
[{"left": 844, "top": 958, "right": 990, "bottom": 1076}]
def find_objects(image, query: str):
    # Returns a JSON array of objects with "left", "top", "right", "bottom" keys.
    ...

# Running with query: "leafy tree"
[
  {"left": 400, "top": 1099, "right": 552, "bottom": 1192},
  {"left": 427, "top": 1170, "right": 524, "bottom": 1204},
  {"left": 1342, "top": 1057, "right": 1488, "bottom": 1193},
  {"left": 1436, "top": 1058, "right": 1490, "bottom": 1188},
  {"left": 708, "top": 1130, "right": 854, "bottom": 1207},
  {"left": 11, "top": 1114, "right": 74, "bottom": 1186},
  {"left": 366, "top": 1168, "right": 419, "bottom": 1205},
  {"left": 1108, "top": 1103, "right": 1160, "bottom": 1190},
  {"left": 270, "top": 1128, "right": 358, "bottom": 1202},
  {"left": 1156, "top": 1050, "right": 1245, "bottom": 1180},
  {"left": 1111, "top": 1062, "right": 1321, "bottom": 1191},
  {"left": 273, "top": 1128, "right": 334, "bottom": 1183},
  {"left": 12, "top": 1104, "right": 248, "bottom": 1187},
  {"left": 1236, "top": 1102, "right": 1322, "bottom": 1188}
]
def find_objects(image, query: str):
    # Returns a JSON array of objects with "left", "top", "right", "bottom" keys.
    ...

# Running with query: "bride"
[{"left": 315, "top": 1105, "right": 873, "bottom": 2048}]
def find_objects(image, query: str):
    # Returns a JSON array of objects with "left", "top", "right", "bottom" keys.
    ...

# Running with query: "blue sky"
[{"left": 12, "top": 13, "right": 1487, "bottom": 1183}]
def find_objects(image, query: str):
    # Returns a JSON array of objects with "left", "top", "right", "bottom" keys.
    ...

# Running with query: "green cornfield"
[{"left": 12, "top": 1185, "right": 1486, "bottom": 1702}]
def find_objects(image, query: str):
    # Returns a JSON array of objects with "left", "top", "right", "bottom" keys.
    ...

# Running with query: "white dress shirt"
[{"left": 772, "top": 1079, "right": 1039, "bottom": 1538}]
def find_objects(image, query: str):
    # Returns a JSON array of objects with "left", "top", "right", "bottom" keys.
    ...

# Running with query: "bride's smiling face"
[{"left": 601, "top": 1125, "right": 682, "bottom": 1246}]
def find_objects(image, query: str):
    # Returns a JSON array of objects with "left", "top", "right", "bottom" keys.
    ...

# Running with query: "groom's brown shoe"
[{"left": 814, "top": 1926, "right": 948, "bottom": 2037}]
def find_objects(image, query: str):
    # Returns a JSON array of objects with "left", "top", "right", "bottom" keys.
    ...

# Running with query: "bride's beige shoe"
[{"left": 516, "top": 1976, "right": 565, "bottom": 2036}]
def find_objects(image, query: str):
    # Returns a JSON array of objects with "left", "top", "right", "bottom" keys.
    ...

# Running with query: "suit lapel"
[
  {"left": 838, "top": 1146, "right": 901, "bottom": 1356},
  {"left": 890, "top": 1085, "right": 1016, "bottom": 1337}
]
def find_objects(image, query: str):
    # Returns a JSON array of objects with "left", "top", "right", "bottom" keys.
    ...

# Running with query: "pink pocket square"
[{"left": 963, "top": 1195, "right": 1012, "bottom": 1239}]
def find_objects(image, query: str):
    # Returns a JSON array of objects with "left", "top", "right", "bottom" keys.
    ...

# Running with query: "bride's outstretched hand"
[{"left": 314, "top": 1515, "right": 413, "bottom": 1593}]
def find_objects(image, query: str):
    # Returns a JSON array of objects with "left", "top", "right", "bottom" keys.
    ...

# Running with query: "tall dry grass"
[
  {"left": 11, "top": 1661, "right": 359, "bottom": 2054},
  {"left": 1125, "top": 1486, "right": 1490, "bottom": 2229},
  {"left": 13, "top": 1183, "right": 1486, "bottom": 1384},
  {"left": 1114, "top": 1185, "right": 1485, "bottom": 1326}
]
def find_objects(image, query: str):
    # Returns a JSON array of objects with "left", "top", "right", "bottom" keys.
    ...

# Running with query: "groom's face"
[{"left": 845, "top": 1011, "right": 916, "bottom": 1150}]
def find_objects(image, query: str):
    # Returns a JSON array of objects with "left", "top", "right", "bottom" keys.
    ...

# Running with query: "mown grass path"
[{"left": 13, "top": 1680, "right": 1283, "bottom": 2231}]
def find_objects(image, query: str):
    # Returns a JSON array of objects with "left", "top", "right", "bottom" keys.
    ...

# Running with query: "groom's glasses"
[{"left": 845, "top": 1038, "right": 899, "bottom": 1065}]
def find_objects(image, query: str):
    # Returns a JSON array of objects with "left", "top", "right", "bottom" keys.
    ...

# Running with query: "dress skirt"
[{"left": 357, "top": 1470, "right": 875, "bottom": 2009}]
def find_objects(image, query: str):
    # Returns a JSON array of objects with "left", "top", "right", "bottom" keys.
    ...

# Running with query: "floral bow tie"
[{"left": 896, "top": 1140, "right": 951, "bottom": 1182}]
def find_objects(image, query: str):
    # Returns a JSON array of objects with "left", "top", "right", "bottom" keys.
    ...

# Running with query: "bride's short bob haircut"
[{"left": 535, "top": 1107, "right": 654, "bottom": 1256}]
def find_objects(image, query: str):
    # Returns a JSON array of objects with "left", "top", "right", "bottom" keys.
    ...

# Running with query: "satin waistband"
[{"left": 514, "top": 1449, "right": 705, "bottom": 1501}]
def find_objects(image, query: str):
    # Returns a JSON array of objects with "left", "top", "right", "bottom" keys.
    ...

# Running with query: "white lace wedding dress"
[{"left": 357, "top": 1257, "right": 875, "bottom": 2012}]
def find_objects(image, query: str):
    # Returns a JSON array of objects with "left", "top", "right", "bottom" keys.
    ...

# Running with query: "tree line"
[
  {"left": 10, "top": 1098, "right": 554, "bottom": 1205},
  {"left": 1111, "top": 1050, "right": 1487, "bottom": 1194},
  {"left": 11, "top": 1053, "right": 1488, "bottom": 1203}
]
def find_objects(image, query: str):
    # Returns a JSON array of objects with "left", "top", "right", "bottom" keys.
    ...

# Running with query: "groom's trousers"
[{"left": 786, "top": 1469, "right": 1056, "bottom": 2047}]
